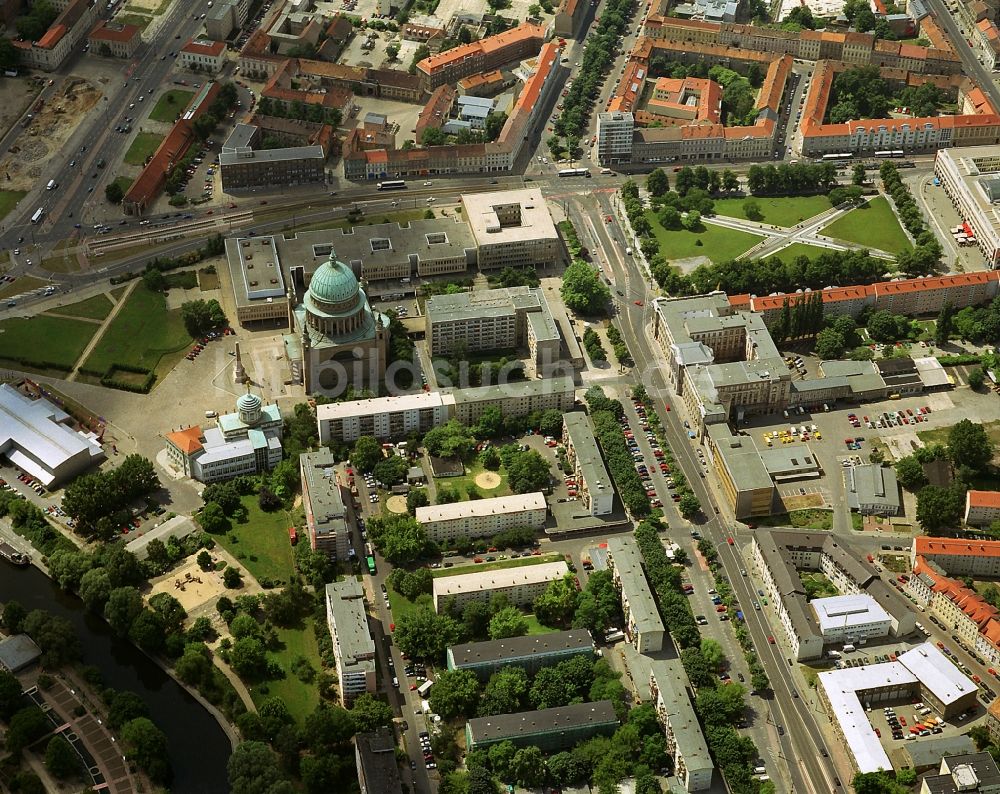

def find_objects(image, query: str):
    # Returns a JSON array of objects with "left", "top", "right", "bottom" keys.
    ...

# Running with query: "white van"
[{"left": 205, "top": 410, "right": 218, "bottom": 418}]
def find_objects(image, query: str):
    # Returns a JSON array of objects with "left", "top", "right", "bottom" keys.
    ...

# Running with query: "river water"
[{"left": 0, "top": 564, "right": 231, "bottom": 792}]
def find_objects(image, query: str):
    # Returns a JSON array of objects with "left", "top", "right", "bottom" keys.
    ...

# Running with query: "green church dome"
[
  {"left": 237, "top": 391, "right": 262, "bottom": 414},
  {"left": 308, "top": 257, "right": 360, "bottom": 306}
]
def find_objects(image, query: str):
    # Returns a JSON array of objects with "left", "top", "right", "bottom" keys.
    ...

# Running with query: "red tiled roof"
[
  {"left": 968, "top": 490, "right": 1000, "bottom": 509},
  {"left": 166, "top": 427, "right": 204, "bottom": 455}
]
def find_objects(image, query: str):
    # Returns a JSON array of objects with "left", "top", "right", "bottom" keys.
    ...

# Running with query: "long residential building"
[
  {"left": 415, "top": 492, "right": 548, "bottom": 545},
  {"left": 936, "top": 146, "right": 1000, "bottom": 269},
  {"left": 300, "top": 448, "right": 349, "bottom": 560},
  {"left": 316, "top": 377, "right": 577, "bottom": 444},
  {"left": 606, "top": 537, "right": 665, "bottom": 653},
  {"left": 355, "top": 731, "right": 403, "bottom": 794},
  {"left": 648, "top": 659, "right": 715, "bottom": 791},
  {"left": 415, "top": 22, "right": 547, "bottom": 91},
  {"left": 966, "top": 491, "right": 1000, "bottom": 527},
  {"left": 728, "top": 271, "right": 1000, "bottom": 324},
  {"left": 14, "top": 0, "right": 102, "bottom": 72},
  {"left": 751, "top": 529, "right": 916, "bottom": 660},
  {"left": 562, "top": 412, "right": 614, "bottom": 516},
  {"left": 446, "top": 629, "right": 595, "bottom": 680},
  {"left": 464, "top": 701, "right": 618, "bottom": 751},
  {"left": 220, "top": 123, "right": 326, "bottom": 192},
  {"left": 325, "top": 578, "right": 376, "bottom": 706},
  {"left": 913, "top": 535, "right": 1000, "bottom": 577},
  {"left": 433, "top": 560, "right": 569, "bottom": 611}
]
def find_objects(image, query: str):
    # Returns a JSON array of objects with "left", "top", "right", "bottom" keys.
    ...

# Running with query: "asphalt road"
[{"left": 922, "top": 0, "right": 1000, "bottom": 111}]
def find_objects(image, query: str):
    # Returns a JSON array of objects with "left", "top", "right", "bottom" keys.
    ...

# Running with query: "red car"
[
  {"left": 899, "top": 716, "right": 906, "bottom": 726},
  {"left": 768, "top": 636, "right": 775, "bottom": 644},
  {"left": 634, "top": 300, "right": 644, "bottom": 306},
  {"left": 727, "top": 537, "right": 734, "bottom": 545},
  {"left": 665, "top": 404, "right": 670, "bottom": 411}
]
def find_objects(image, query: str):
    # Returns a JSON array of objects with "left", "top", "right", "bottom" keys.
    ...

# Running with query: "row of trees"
[
  {"left": 429, "top": 654, "right": 626, "bottom": 722},
  {"left": 587, "top": 387, "right": 651, "bottom": 516},
  {"left": 746, "top": 162, "right": 838, "bottom": 196},
  {"left": 879, "top": 161, "right": 944, "bottom": 275},
  {"left": 439, "top": 702, "right": 668, "bottom": 794},
  {"left": 635, "top": 520, "right": 700, "bottom": 648}
]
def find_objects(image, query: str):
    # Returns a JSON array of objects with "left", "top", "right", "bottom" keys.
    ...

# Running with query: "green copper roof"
[{"left": 308, "top": 256, "right": 360, "bottom": 306}]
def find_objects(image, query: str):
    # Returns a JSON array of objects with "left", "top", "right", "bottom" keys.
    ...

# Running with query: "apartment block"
[
  {"left": 605, "top": 537, "right": 665, "bottom": 653},
  {"left": 220, "top": 123, "right": 326, "bottom": 192},
  {"left": 415, "top": 492, "right": 547, "bottom": 545},
  {"left": 325, "top": 578, "right": 376, "bottom": 706},
  {"left": 300, "top": 448, "right": 349, "bottom": 561},
  {"left": 648, "top": 660, "right": 714, "bottom": 791},
  {"left": 416, "top": 22, "right": 546, "bottom": 91},
  {"left": 317, "top": 392, "right": 456, "bottom": 444},
  {"left": 596, "top": 111, "right": 636, "bottom": 166},
  {"left": 465, "top": 701, "right": 618, "bottom": 751},
  {"left": 936, "top": 146, "right": 1000, "bottom": 269},
  {"left": 432, "top": 561, "right": 569, "bottom": 611},
  {"left": 446, "top": 629, "right": 594, "bottom": 680},
  {"left": 913, "top": 536, "right": 1000, "bottom": 579},
  {"left": 562, "top": 412, "right": 614, "bottom": 516},
  {"left": 355, "top": 731, "right": 403, "bottom": 794},
  {"left": 966, "top": 491, "right": 1000, "bottom": 527},
  {"left": 461, "top": 189, "right": 560, "bottom": 271},
  {"left": 450, "top": 377, "right": 577, "bottom": 427},
  {"left": 14, "top": 0, "right": 102, "bottom": 72}
]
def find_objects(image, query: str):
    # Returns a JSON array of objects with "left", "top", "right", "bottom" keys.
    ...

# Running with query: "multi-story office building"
[
  {"left": 205, "top": 0, "right": 250, "bottom": 40},
  {"left": 461, "top": 189, "right": 560, "bottom": 271},
  {"left": 562, "top": 412, "right": 614, "bottom": 516},
  {"left": 415, "top": 492, "right": 547, "bottom": 545},
  {"left": 811, "top": 594, "right": 893, "bottom": 643},
  {"left": 605, "top": 537, "right": 665, "bottom": 653},
  {"left": 913, "top": 536, "right": 1000, "bottom": 577},
  {"left": 648, "top": 659, "right": 714, "bottom": 792},
  {"left": 596, "top": 111, "right": 636, "bottom": 166},
  {"left": 317, "top": 392, "right": 456, "bottom": 444},
  {"left": 300, "top": 448, "right": 349, "bottom": 561},
  {"left": 464, "top": 701, "right": 618, "bottom": 751},
  {"left": 220, "top": 123, "right": 325, "bottom": 192},
  {"left": 446, "top": 630, "right": 595, "bottom": 680},
  {"left": 325, "top": 578, "right": 376, "bottom": 706},
  {"left": 432, "top": 561, "right": 569, "bottom": 611},
  {"left": 966, "top": 491, "right": 1000, "bottom": 527},
  {"left": 87, "top": 20, "right": 141, "bottom": 58},
  {"left": 164, "top": 391, "right": 283, "bottom": 483},
  {"left": 426, "top": 286, "right": 563, "bottom": 374}
]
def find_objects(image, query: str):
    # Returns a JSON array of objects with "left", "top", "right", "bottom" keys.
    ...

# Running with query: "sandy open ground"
[
  {"left": 0, "top": 79, "right": 102, "bottom": 192},
  {"left": 125, "top": 0, "right": 163, "bottom": 12},
  {"left": 0, "top": 79, "right": 41, "bottom": 141},
  {"left": 475, "top": 471, "right": 502, "bottom": 489},
  {"left": 148, "top": 555, "right": 260, "bottom": 616},
  {"left": 386, "top": 495, "right": 408, "bottom": 514}
]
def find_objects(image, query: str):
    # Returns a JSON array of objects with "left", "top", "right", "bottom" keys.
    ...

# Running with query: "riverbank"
[{"left": 0, "top": 564, "right": 234, "bottom": 791}]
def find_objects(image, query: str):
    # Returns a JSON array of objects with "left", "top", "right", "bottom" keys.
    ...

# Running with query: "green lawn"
[
  {"left": 0, "top": 315, "right": 98, "bottom": 370},
  {"left": 821, "top": 196, "right": 912, "bottom": 255},
  {"left": 433, "top": 461, "right": 511, "bottom": 500},
  {"left": 83, "top": 286, "right": 192, "bottom": 376},
  {"left": 645, "top": 211, "right": 763, "bottom": 263},
  {"left": 114, "top": 12, "right": 151, "bottom": 30},
  {"left": 713, "top": 195, "right": 833, "bottom": 227},
  {"left": 753, "top": 508, "right": 833, "bottom": 530},
  {"left": 210, "top": 495, "right": 297, "bottom": 585},
  {"left": 387, "top": 583, "right": 433, "bottom": 621},
  {"left": 251, "top": 618, "right": 323, "bottom": 723},
  {"left": 524, "top": 613, "right": 560, "bottom": 635},
  {"left": 123, "top": 132, "right": 164, "bottom": 166},
  {"left": 111, "top": 176, "right": 133, "bottom": 197},
  {"left": 0, "top": 190, "right": 26, "bottom": 222},
  {"left": 148, "top": 90, "right": 195, "bottom": 123},
  {"left": 760, "top": 242, "right": 837, "bottom": 263},
  {"left": 49, "top": 293, "right": 114, "bottom": 321},
  {"left": 431, "top": 553, "right": 564, "bottom": 578}
]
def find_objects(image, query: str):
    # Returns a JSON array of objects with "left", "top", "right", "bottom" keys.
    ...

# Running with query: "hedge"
[{"left": 0, "top": 355, "right": 72, "bottom": 371}]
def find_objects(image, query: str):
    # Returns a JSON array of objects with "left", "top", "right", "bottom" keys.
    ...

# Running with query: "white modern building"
[
  {"left": 460, "top": 189, "right": 561, "bottom": 271},
  {"left": 0, "top": 383, "right": 105, "bottom": 487},
  {"left": 164, "top": 390, "right": 283, "bottom": 483},
  {"left": 432, "top": 560, "right": 569, "bottom": 611},
  {"left": 415, "top": 492, "right": 547, "bottom": 545},
  {"left": 817, "top": 643, "right": 979, "bottom": 774},
  {"left": 317, "top": 392, "right": 456, "bottom": 444},
  {"left": 811, "top": 594, "right": 892, "bottom": 643},
  {"left": 596, "top": 111, "right": 635, "bottom": 166},
  {"left": 325, "top": 578, "right": 376, "bottom": 706},
  {"left": 935, "top": 146, "right": 1000, "bottom": 270},
  {"left": 606, "top": 536, "right": 665, "bottom": 653},
  {"left": 562, "top": 412, "right": 614, "bottom": 516}
]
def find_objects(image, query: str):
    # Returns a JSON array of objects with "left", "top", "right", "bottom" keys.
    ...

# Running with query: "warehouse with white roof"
[
  {"left": 811, "top": 594, "right": 893, "bottom": 643},
  {"left": 415, "top": 492, "right": 547, "bottom": 544},
  {"left": 817, "top": 643, "right": 979, "bottom": 774},
  {"left": 0, "top": 383, "right": 105, "bottom": 487}
]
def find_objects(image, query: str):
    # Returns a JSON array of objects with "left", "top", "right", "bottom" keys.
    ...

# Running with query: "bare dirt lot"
[
  {"left": 0, "top": 79, "right": 102, "bottom": 192},
  {"left": 0, "top": 78, "right": 41, "bottom": 140}
]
